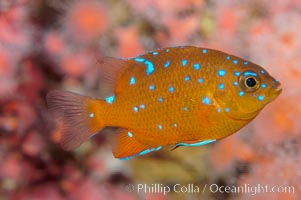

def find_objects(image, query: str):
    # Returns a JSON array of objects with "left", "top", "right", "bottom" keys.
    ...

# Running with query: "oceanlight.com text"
[{"left": 125, "top": 183, "right": 295, "bottom": 196}]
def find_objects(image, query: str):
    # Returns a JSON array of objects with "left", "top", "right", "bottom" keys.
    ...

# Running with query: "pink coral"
[
  {"left": 115, "top": 27, "right": 144, "bottom": 57},
  {"left": 44, "top": 31, "right": 67, "bottom": 56},
  {"left": 59, "top": 50, "right": 95, "bottom": 77},
  {"left": 63, "top": 0, "right": 108, "bottom": 43}
]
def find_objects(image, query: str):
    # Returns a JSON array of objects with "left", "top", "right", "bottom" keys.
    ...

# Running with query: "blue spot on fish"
[
  {"left": 149, "top": 84, "right": 156, "bottom": 91},
  {"left": 239, "top": 91, "right": 245, "bottom": 96},
  {"left": 198, "top": 78, "right": 204, "bottom": 84},
  {"left": 233, "top": 81, "right": 238, "bottom": 86},
  {"left": 128, "top": 131, "right": 133, "bottom": 138},
  {"left": 244, "top": 61, "right": 249, "bottom": 65},
  {"left": 145, "top": 60, "right": 155, "bottom": 75},
  {"left": 140, "top": 104, "right": 145, "bottom": 109},
  {"left": 226, "top": 55, "right": 231, "bottom": 60},
  {"left": 234, "top": 71, "right": 241, "bottom": 77},
  {"left": 89, "top": 113, "right": 94, "bottom": 118},
  {"left": 182, "top": 59, "right": 188, "bottom": 66},
  {"left": 218, "top": 69, "right": 226, "bottom": 77},
  {"left": 202, "top": 96, "right": 211, "bottom": 105},
  {"left": 219, "top": 83, "right": 225, "bottom": 90},
  {"left": 262, "top": 83, "right": 267, "bottom": 89},
  {"left": 119, "top": 146, "right": 162, "bottom": 160},
  {"left": 166, "top": 49, "right": 170, "bottom": 53},
  {"left": 164, "top": 60, "right": 171, "bottom": 68},
  {"left": 185, "top": 75, "right": 191, "bottom": 81},
  {"left": 159, "top": 97, "right": 164, "bottom": 102},
  {"left": 244, "top": 71, "right": 258, "bottom": 77},
  {"left": 194, "top": 63, "right": 201, "bottom": 70},
  {"left": 169, "top": 86, "right": 175, "bottom": 93},
  {"left": 258, "top": 95, "right": 265, "bottom": 101},
  {"left": 233, "top": 60, "right": 238, "bottom": 65},
  {"left": 260, "top": 70, "right": 265, "bottom": 74},
  {"left": 105, "top": 95, "right": 115, "bottom": 104},
  {"left": 130, "top": 76, "right": 136, "bottom": 85},
  {"left": 134, "top": 58, "right": 145, "bottom": 62},
  {"left": 202, "top": 49, "right": 208, "bottom": 54},
  {"left": 217, "top": 108, "right": 221, "bottom": 113},
  {"left": 225, "top": 108, "right": 230, "bottom": 112},
  {"left": 158, "top": 124, "right": 163, "bottom": 130},
  {"left": 152, "top": 51, "right": 159, "bottom": 55},
  {"left": 184, "top": 107, "right": 189, "bottom": 111},
  {"left": 133, "top": 106, "right": 139, "bottom": 112},
  {"left": 173, "top": 123, "right": 177, "bottom": 128},
  {"left": 175, "top": 139, "right": 216, "bottom": 147},
  {"left": 134, "top": 58, "right": 155, "bottom": 75},
  {"left": 139, "top": 146, "right": 162, "bottom": 156}
]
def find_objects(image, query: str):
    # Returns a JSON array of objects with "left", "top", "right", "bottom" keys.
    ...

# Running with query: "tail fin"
[{"left": 46, "top": 90, "right": 105, "bottom": 150}]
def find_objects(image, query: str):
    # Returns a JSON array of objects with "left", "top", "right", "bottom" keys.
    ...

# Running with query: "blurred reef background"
[{"left": 0, "top": 0, "right": 300, "bottom": 199}]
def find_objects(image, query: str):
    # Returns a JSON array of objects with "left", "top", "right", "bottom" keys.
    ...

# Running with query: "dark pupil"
[{"left": 246, "top": 77, "right": 257, "bottom": 87}]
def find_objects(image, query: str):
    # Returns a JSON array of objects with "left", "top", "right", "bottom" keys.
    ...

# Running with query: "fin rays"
[{"left": 47, "top": 90, "right": 105, "bottom": 150}]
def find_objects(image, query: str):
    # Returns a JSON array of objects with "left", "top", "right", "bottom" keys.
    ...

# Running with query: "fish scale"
[
  {"left": 113, "top": 48, "right": 223, "bottom": 138},
  {"left": 47, "top": 46, "right": 282, "bottom": 160}
]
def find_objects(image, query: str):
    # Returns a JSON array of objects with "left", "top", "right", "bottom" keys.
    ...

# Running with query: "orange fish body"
[{"left": 47, "top": 46, "right": 282, "bottom": 160}]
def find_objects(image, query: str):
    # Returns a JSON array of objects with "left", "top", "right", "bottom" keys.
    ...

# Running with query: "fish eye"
[
  {"left": 245, "top": 77, "right": 257, "bottom": 88},
  {"left": 239, "top": 71, "right": 261, "bottom": 92}
]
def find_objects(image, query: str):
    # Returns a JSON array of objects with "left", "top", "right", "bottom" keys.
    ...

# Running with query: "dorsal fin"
[{"left": 96, "top": 57, "right": 128, "bottom": 98}]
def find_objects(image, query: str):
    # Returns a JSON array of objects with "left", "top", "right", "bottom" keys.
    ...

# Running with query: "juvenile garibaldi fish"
[{"left": 47, "top": 46, "right": 282, "bottom": 160}]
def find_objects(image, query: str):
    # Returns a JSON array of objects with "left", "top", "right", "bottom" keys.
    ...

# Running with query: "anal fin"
[{"left": 113, "top": 129, "right": 162, "bottom": 160}]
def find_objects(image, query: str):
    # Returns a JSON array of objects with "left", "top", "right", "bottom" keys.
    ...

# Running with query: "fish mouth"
[{"left": 272, "top": 81, "right": 282, "bottom": 96}]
